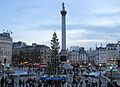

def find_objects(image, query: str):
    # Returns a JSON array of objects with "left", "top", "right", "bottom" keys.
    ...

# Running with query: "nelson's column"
[{"left": 60, "top": 3, "right": 68, "bottom": 62}]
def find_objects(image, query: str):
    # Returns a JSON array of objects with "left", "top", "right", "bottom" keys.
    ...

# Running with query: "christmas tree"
[{"left": 46, "top": 32, "right": 62, "bottom": 76}]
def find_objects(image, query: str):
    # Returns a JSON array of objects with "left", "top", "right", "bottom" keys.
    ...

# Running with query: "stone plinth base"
[{"left": 60, "top": 50, "right": 68, "bottom": 62}]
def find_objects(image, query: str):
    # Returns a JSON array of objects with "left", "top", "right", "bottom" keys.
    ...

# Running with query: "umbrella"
[{"left": 42, "top": 77, "right": 65, "bottom": 80}]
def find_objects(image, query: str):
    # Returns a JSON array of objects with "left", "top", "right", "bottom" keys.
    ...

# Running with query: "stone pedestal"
[{"left": 60, "top": 50, "right": 68, "bottom": 61}]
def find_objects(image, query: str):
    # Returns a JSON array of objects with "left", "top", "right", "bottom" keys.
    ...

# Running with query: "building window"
[
  {"left": 114, "top": 55, "right": 116, "bottom": 57},
  {"left": 111, "top": 55, "right": 113, "bottom": 57},
  {"left": 114, "top": 51, "right": 116, "bottom": 53},
  {"left": 111, "top": 51, "right": 113, "bottom": 53},
  {"left": 108, "top": 55, "right": 110, "bottom": 57},
  {"left": 108, "top": 51, "right": 110, "bottom": 53}
]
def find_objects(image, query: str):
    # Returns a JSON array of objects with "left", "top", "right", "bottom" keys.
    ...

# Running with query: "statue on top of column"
[{"left": 62, "top": 2, "right": 65, "bottom": 10}]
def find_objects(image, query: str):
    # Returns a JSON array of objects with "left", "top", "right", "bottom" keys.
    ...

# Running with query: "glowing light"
[
  {"left": 67, "top": 59, "right": 70, "bottom": 63},
  {"left": 3, "top": 55, "right": 7, "bottom": 58},
  {"left": 99, "top": 64, "right": 102, "bottom": 66},
  {"left": 110, "top": 66, "right": 113, "bottom": 70},
  {"left": 80, "top": 65, "right": 82, "bottom": 68}
]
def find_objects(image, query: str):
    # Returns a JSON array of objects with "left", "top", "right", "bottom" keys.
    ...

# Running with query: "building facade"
[
  {"left": 94, "top": 47, "right": 106, "bottom": 65},
  {"left": 87, "top": 48, "right": 96, "bottom": 65},
  {"left": 106, "top": 42, "right": 120, "bottom": 65},
  {"left": 94, "top": 41, "right": 120, "bottom": 66},
  {"left": 0, "top": 32, "right": 12, "bottom": 64},
  {"left": 12, "top": 41, "right": 27, "bottom": 64},
  {"left": 12, "top": 42, "right": 51, "bottom": 64},
  {"left": 69, "top": 46, "right": 88, "bottom": 64},
  {"left": 69, "top": 46, "right": 79, "bottom": 62},
  {"left": 79, "top": 47, "right": 88, "bottom": 64}
]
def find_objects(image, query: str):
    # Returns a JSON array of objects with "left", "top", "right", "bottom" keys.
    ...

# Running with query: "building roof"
[
  {"left": 106, "top": 43, "right": 117, "bottom": 47},
  {"left": 0, "top": 32, "right": 12, "bottom": 40}
]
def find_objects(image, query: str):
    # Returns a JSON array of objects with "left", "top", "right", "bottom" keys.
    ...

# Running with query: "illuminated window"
[
  {"left": 114, "top": 51, "right": 116, "bottom": 53},
  {"left": 104, "top": 54, "right": 105, "bottom": 56},
  {"left": 111, "top": 55, "right": 113, "bottom": 57},
  {"left": 114, "top": 55, "right": 116, "bottom": 57},
  {"left": 115, "top": 59, "right": 116, "bottom": 60},
  {"left": 108, "top": 51, "right": 110, "bottom": 53},
  {"left": 111, "top": 58, "right": 113, "bottom": 60},
  {"left": 108, "top": 55, "right": 110, "bottom": 57},
  {"left": 111, "top": 51, "right": 113, "bottom": 53}
]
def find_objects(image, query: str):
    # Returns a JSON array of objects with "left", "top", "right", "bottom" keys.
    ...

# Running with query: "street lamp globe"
[
  {"left": 99, "top": 63, "right": 102, "bottom": 67},
  {"left": 2, "top": 63, "right": 4, "bottom": 66},
  {"left": 110, "top": 66, "right": 113, "bottom": 70}
]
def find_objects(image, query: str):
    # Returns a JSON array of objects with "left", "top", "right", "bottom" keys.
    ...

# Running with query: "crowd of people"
[
  {"left": 0, "top": 76, "right": 43, "bottom": 87},
  {"left": 0, "top": 76, "right": 17, "bottom": 87},
  {"left": 0, "top": 76, "right": 67, "bottom": 87},
  {"left": 19, "top": 78, "right": 41, "bottom": 87},
  {"left": 0, "top": 65, "right": 109, "bottom": 87}
]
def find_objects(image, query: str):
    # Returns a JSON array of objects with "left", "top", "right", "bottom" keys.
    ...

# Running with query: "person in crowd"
[
  {"left": 95, "top": 81, "right": 98, "bottom": 87},
  {"left": 80, "top": 81, "right": 83, "bottom": 87},
  {"left": 19, "top": 79, "right": 22, "bottom": 87},
  {"left": 22, "top": 80, "right": 25, "bottom": 87},
  {"left": 26, "top": 83, "right": 29, "bottom": 87},
  {"left": 38, "top": 80, "right": 42, "bottom": 87},
  {"left": 5, "top": 77, "right": 8, "bottom": 86},
  {"left": 11, "top": 77, "right": 15, "bottom": 87},
  {"left": 1, "top": 77, "right": 4, "bottom": 86}
]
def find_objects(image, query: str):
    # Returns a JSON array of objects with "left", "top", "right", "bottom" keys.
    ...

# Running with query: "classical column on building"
[{"left": 60, "top": 3, "right": 68, "bottom": 62}]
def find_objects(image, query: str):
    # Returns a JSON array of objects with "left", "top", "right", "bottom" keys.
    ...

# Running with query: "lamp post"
[
  {"left": 3, "top": 57, "right": 7, "bottom": 77},
  {"left": 2, "top": 63, "right": 4, "bottom": 76},
  {"left": 99, "top": 64, "right": 102, "bottom": 76},
  {"left": 99, "top": 63, "right": 102, "bottom": 87},
  {"left": 110, "top": 66, "right": 113, "bottom": 81}
]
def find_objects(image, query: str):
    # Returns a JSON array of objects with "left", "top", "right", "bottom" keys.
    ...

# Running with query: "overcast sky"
[{"left": 0, "top": 0, "right": 120, "bottom": 49}]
